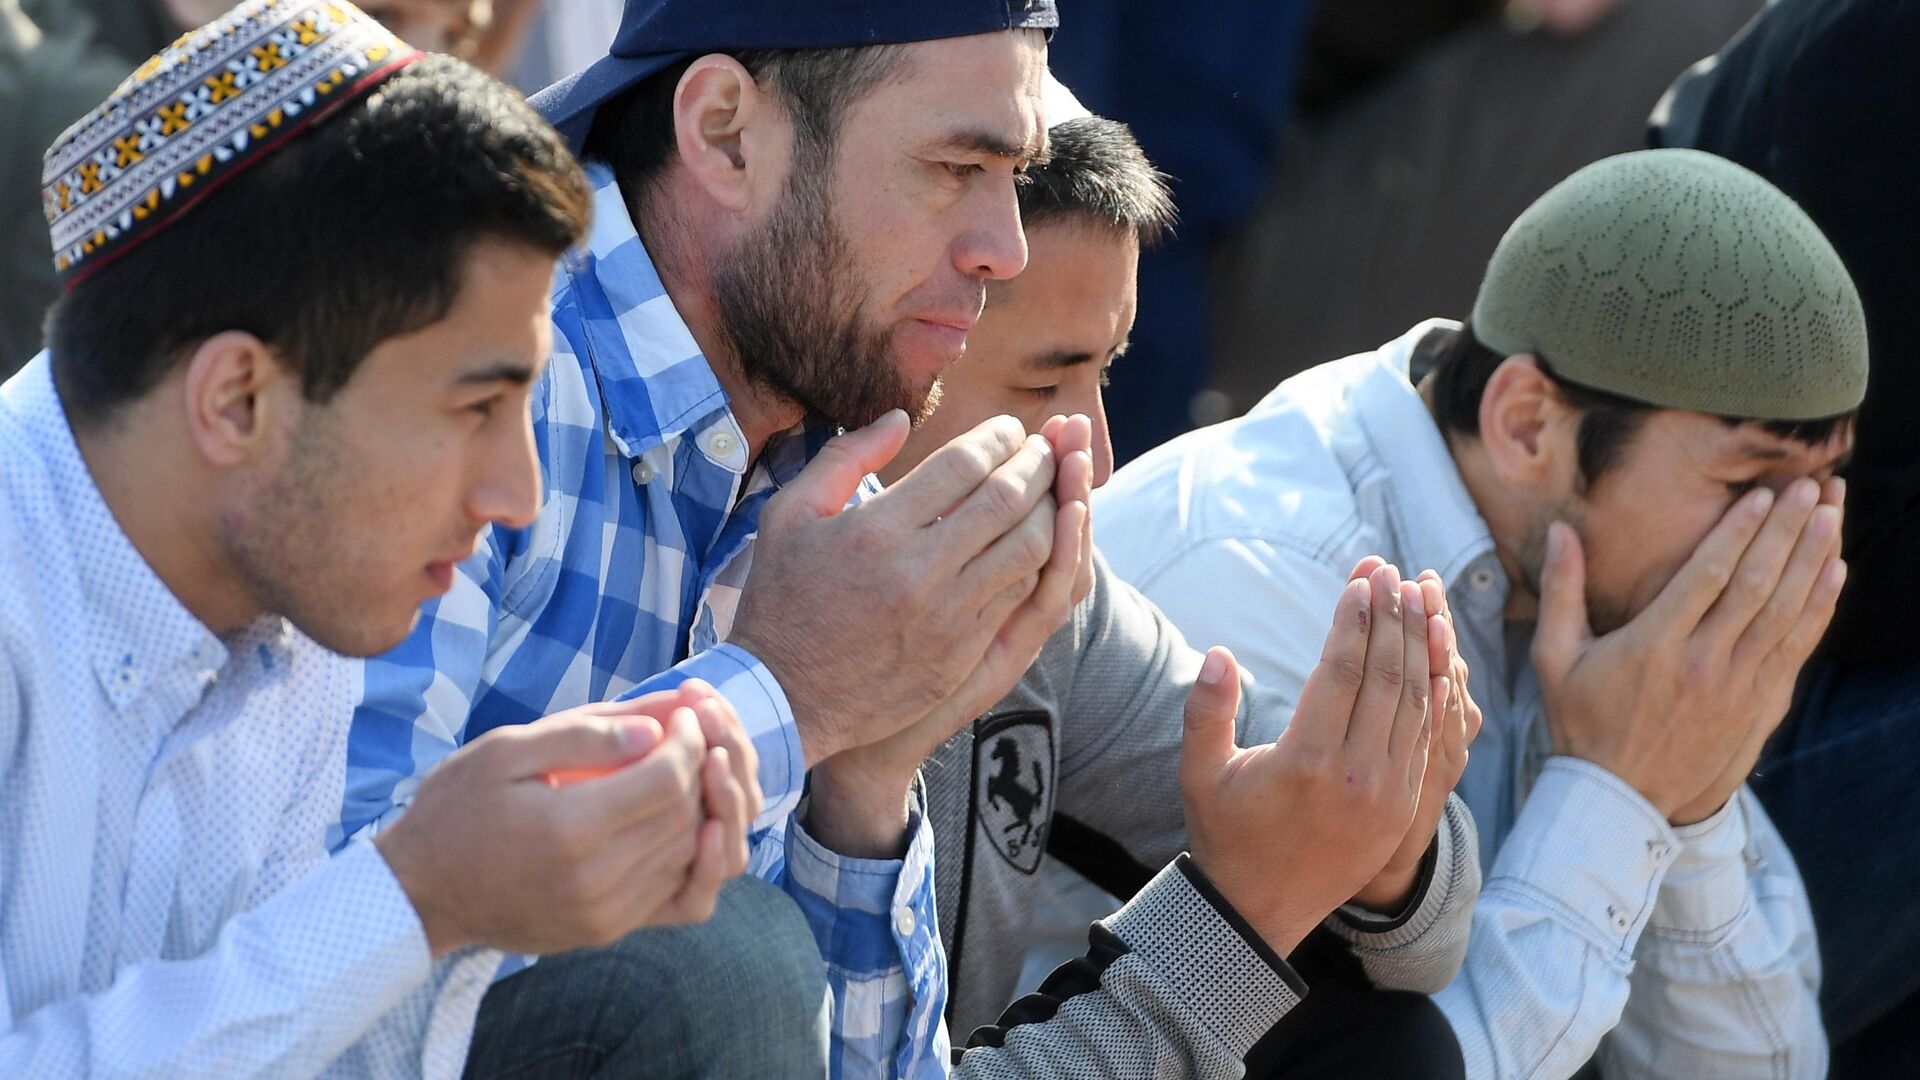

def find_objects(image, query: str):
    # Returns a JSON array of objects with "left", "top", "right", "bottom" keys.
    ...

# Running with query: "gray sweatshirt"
[{"left": 942, "top": 549, "right": 1480, "bottom": 1078}]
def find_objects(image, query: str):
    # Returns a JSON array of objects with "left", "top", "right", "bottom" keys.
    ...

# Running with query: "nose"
[
  {"left": 1090, "top": 403, "right": 1114, "bottom": 489},
  {"left": 468, "top": 408, "right": 543, "bottom": 530},
  {"left": 1062, "top": 381, "right": 1116, "bottom": 489},
  {"left": 954, "top": 177, "right": 1029, "bottom": 282}
]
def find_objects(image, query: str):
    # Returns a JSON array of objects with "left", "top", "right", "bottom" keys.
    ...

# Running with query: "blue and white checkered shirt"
[{"left": 338, "top": 162, "right": 949, "bottom": 1078}]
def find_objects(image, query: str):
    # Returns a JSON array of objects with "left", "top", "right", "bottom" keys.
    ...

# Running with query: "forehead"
[
  {"left": 1003, "top": 223, "right": 1137, "bottom": 320},
  {"left": 850, "top": 31, "right": 1047, "bottom": 154},
  {"left": 969, "top": 223, "right": 1137, "bottom": 368}
]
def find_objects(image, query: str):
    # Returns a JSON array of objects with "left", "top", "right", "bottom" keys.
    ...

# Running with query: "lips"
[
  {"left": 914, "top": 313, "right": 977, "bottom": 335},
  {"left": 423, "top": 537, "right": 483, "bottom": 596}
]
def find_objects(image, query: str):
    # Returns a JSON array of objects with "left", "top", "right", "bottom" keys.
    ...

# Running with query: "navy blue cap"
[{"left": 531, "top": 0, "right": 1060, "bottom": 150}]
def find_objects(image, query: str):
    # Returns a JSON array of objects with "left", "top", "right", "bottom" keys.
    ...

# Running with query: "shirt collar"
[
  {"left": 1358, "top": 319, "right": 1507, "bottom": 595},
  {"left": 560, "top": 161, "right": 731, "bottom": 459},
  {"left": 6, "top": 357, "right": 289, "bottom": 712}
]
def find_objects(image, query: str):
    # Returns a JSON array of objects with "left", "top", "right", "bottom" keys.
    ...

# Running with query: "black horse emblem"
[{"left": 975, "top": 713, "right": 1053, "bottom": 873}]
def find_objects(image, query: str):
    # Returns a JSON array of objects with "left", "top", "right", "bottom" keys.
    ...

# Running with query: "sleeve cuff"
[
  {"left": 786, "top": 778, "right": 943, "bottom": 981},
  {"left": 1099, "top": 855, "right": 1306, "bottom": 1058},
  {"left": 620, "top": 643, "right": 805, "bottom": 831},
  {"left": 1649, "top": 788, "right": 1756, "bottom": 935},
  {"left": 786, "top": 782, "right": 947, "bottom": 1080},
  {"left": 1332, "top": 792, "right": 1479, "bottom": 950},
  {"left": 1486, "top": 757, "right": 1679, "bottom": 959}
]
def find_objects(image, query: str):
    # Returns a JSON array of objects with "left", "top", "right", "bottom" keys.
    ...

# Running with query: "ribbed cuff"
[{"left": 1333, "top": 791, "right": 1477, "bottom": 949}]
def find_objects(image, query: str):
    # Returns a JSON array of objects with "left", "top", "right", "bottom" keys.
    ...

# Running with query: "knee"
[
  {"left": 696, "top": 875, "right": 830, "bottom": 1022},
  {"left": 605, "top": 876, "right": 830, "bottom": 1075},
  {"left": 661, "top": 876, "right": 830, "bottom": 1060}
]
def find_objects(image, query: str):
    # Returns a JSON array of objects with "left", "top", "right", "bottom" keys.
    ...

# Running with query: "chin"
[{"left": 304, "top": 608, "right": 422, "bottom": 659}]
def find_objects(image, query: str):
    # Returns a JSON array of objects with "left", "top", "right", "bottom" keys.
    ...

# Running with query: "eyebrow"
[
  {"left": 455, "top": 361, "right": 537, "bottom": 387},
  {"left": 1024, "top": 349, "right": 1096, "bottom": 371},
  {"left": 936, "top": 128, "right": 1050, "bottom": 167},
  {"left": 1023, "top": 340, "right": 1130, "bottom": 372},
  {"left": 1732, "top": 440, "right": 1854, "bottom": 472}
]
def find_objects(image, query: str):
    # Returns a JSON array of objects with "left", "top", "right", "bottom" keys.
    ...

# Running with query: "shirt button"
[
  {"left": 1470, "top": 568, "right": 1496, "bottom": 590},
  {"left": 630, "top": 459, "right": 655, "bottom": 485},
  {"left": 895, "top": 906, "right": 917, "bottom": 937},
  {"left": 703, "top": 430, "right": 737, "bottom": 459}
]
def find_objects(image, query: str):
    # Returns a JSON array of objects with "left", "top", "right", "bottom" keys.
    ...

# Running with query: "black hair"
[
  {"left": 1015, "top": 115, "right": 1175, "bottom": 248},
  {"left": 1425, "top": 322, "right": 1853, "bottom": 485},
  {"left": 581, "top": 44, "right": 910, "bottom": 221},
  {"left": 47, "top": 54, "right": 593, "bottom": 426}
]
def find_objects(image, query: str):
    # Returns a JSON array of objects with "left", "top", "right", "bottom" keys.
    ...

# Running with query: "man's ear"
[
  {"left": 180, "top": 331, "right": 293, "bottom": 468},
  {"left": 672, "top": 54, "right": 788, "bottom": 214},
  {"left": 1478, "top": 354, "right": 1573, "bottom": 488}
]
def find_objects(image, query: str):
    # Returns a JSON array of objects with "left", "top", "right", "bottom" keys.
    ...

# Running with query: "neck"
[
  {"left": 71, "top": 411, "right": 259, "bottom": 635},
  {"left": 1419, "top": 376, "right": 1539, "bottom": 623},
  {"left": 633, "top": 180, "right": 805, "bottom": 461}
]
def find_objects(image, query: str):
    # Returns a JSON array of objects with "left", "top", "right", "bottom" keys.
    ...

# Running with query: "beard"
[
  {"left": 709, "top": 158, "right": 943, "bottom": 430},
  {"left": 1517, "top": 508, "right": 1636, "bottom": 637}
]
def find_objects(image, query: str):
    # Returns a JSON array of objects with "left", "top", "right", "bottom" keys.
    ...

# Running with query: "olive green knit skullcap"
[{"left": 1470, "top": 149, "right": 1868, "bottom": 420}]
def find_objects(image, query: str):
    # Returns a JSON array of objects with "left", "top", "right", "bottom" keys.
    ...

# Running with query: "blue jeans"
[
  {"left": 1751, "top": 658, "right": 1920, "bottom": 1045},
  {"left": 462, "top": 876, "right": 831, "bottom": 1079}
]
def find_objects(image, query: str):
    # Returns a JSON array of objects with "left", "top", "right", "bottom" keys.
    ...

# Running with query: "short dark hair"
[
  {"left": 582, "top": 44, "right": 909, "bottom": 220},
  {"left": 1425, "top": 322, "right": 1853, "bottom": 485},
  {"left": 1015, "top": 116, "right": 1175, "bottom": 248},
  {"left": 47, "top": 54, "right": 593, "bottom": 426}
]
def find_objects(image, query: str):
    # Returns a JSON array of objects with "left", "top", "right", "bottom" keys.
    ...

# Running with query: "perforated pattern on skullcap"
[{"left": 1471, "top": 149, "right": 1867, "bottom": 419}]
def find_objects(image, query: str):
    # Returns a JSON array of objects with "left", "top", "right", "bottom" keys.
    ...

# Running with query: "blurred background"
[{"left": 4, "top": 0, "right": 1760, "bottom": 449}]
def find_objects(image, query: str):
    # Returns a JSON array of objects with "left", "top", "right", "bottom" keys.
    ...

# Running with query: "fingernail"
[
  {"left": 1199, "top": 649, "right": 1228, "bottom": 685},
  {"left": 1812, "top": 506, "right": 1838, "bottom": 538},
  {"left": 1405, "top": 582, "right": 1425, "bottom": 617},
  {"left": 1748, "top": 487, "right": 1775, "bottom": 516},
  {"left": 614, "top": 716, "right": 652, "bottom": 754}
]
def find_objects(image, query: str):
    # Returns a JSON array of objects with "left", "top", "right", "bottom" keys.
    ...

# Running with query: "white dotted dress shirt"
[{"left": 0, "top": 356, "right": 498, "bottom": 1078}]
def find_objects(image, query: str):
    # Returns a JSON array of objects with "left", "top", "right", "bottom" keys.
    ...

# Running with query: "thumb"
[
  {"left": 498, "top": 709, "right": 664, "bottom": 786},
  {"left": 1180, "top": 647, "right": 1243, "bottom": 790},
  {"left": 777, "top": 410, "right": 911, "bottom": 521},
  {"left": 1531, "top": 521, "right": 1593, "bottom": 679}
]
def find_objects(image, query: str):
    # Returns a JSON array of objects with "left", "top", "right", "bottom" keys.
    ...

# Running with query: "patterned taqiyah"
[
  {"left": 40, "top": 0, "right": 419, "bottom": 286},
  {"left": 1471, "top": 149, "right": 1868, "bottom": 420}
]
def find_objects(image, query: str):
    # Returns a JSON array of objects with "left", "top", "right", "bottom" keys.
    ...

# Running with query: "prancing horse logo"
[{"left": 975, "top": 713, "right": 1053, "bottom": 874}]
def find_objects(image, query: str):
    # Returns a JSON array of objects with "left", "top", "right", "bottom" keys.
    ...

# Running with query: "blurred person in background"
[
  {"left": 1051, "top": 0, "right": 1763, "bottom": 468},
  {"left": 0, "top": 0, "right": 124, "bottom": 370},
  {"left": 1652, "top": 0, "right": 1920, "bottom": 1073},
  {"left": 2, "top": 0, "right": 526, "bottom": 376},
  {"left": 1209, "top": 0, "right": 1763, "bottom": 414}
]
